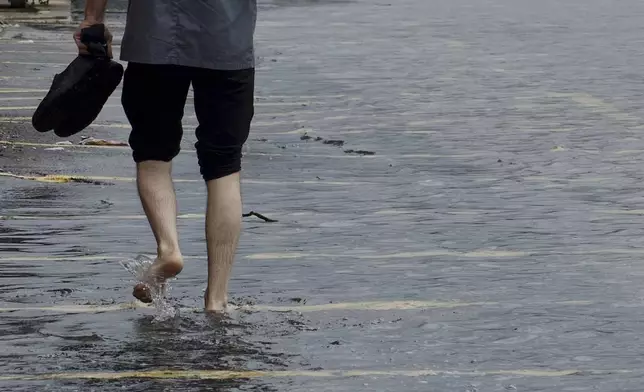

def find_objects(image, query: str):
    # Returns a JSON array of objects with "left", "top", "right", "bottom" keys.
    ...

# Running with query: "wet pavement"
[{"left": 3, "top": 0, "right": 644, "bottom": 390}]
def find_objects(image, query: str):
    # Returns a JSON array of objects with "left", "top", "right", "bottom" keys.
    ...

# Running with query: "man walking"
[{"left": 75, "top": 0, "right": 257, "bottom": 313}]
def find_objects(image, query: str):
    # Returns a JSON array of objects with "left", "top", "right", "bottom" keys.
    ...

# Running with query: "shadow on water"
[
  {"left": 50, "top": 312, "right": 291, "bottom": 391},
  {"left": 1, "top": 185, "right": 66, "bottom": 205},
  {"left": 0, "top": 186, "right": 70, "bottom": 252},
  {"left": 0, "top": 185, "right": 92, "bottom": 252}
]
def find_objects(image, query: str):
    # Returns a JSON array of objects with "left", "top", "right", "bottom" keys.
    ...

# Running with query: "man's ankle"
[
  {"left": 204, "top": 298, "right": 228, "bottom": 312},
  {"left": 157, "top": 243, "right": 182, "bottom": 260},
  {"left": 204, "top": 287, "right": 228, "bottom": 311}
]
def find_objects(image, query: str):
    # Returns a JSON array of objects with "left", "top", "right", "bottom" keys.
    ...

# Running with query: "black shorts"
[{"left": 121, "top": 62, "right": 254, "bottom": 181}]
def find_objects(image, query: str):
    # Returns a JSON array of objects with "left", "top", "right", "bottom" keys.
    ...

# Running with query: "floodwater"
[{"left": 3, "top": 0, "right": 644, "bottom": 390}]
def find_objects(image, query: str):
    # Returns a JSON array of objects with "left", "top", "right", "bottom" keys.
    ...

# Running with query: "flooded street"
[{"left": 3, "top": 0, "right": 644, "bottom": 390}]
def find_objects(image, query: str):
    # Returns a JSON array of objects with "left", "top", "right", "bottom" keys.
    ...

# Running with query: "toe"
[{"left": 133, "top": 283, "right": 153, "bottom": 303}]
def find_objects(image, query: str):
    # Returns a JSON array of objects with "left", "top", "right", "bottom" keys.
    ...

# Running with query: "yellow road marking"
[
  {"left": 571, "top": 249, "right": 644, "bottom": 255},
  {"left": 0, "top": 255, "right": 116, "bottom": 262},
  {"left": 4, "top": 248, "right": 644, "bottom": 262},
  {"left": 0, "top": 91, "right": 351, "bottom": 100},
  {"left": 0, "top": 299, "right": 596, "bottom": 316},
  {"left": 614, "top": 149, "right": 644, "bottom": 155},
  {"left": 246, "top": 250, "right": 527, "bottom": 260},
  {"left": 547, "top": 92, "right": 643, "bottom": 126},
  {"left": 1, "top": 50, "right": 83, "bottom": 55},
  {"left": 0, "top": 172, "right": 177, "bottom": 184},
  {"left": 0, "top": 88, "right": 49, "bottom": 93},
  {"left": 0, "top": 143, "right": 476, "bottom": 160},
  {"left": 0, "top": 214, "right": 208, "bottom": 221},
  {"left": 0, "top": 95, "right": 54, "bottom": 100},
  {"left": 0, "top": 96, "right": 48, "bottom": 101},
  {"left": 0, "top": 105, "right": 120, "bottom": 111},
  {"left": 0, "top": 39, "right": 112, "bottom": 44},
  {"left": 0, "top": 250, "right": 525, "bottom": 261},
  {"left": 597, "top": 209, "right": 644, "bottom": 215},
  {"left": 0, "top": 301, "right": 486, "bottom": 314},
  {"left": 0, "top": 117, "right": 303, "bottom": 129},
  {"left": 1, "top": 61, "right": 69, "bottom": 67},
  {"left": 0, "top": 76, "right": 52, "bottom": 81},
  {"left": 0, "top": 171, "right": 362, "bottom": 186},
  {"left": 0, "top": 367, "right": 607, "bottom": 381},
  {"left": 0, "top": 102, "right": 319, "bottom": 111},
  {"left": 0, "top": 140, "right": 129, "bottom": 150},
  {"left": 524, "top": 176, "right": 613, "bottom": 183},
  {"left": 0, "top": 248, "right": 522, "bottom": 261}
]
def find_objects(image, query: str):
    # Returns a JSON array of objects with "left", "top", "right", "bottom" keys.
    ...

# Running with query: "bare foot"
[{"left": 133, "top": 254, "right": 184, "bottom": 303}]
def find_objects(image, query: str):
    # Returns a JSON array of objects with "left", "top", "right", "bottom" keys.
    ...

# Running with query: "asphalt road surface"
[{"left": 4, "top": 0, "right": 644, "bottom": 391}]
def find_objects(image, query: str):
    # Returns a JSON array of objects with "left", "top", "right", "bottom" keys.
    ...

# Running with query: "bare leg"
[
  {"left": 204, "top": 172, "right": 242, "bottom": 312},
  {"left": 133, "top": 160, "right": 184, "bottom": 302}
]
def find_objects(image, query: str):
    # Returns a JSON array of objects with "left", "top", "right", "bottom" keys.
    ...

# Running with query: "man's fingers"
[{"left": 74, "top": 23, "right": 113, "bottom": 57}]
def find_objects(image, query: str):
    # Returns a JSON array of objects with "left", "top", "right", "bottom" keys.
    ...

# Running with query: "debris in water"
[
  {"left": 47, "top": 288, "right": 74, "bottom": 296},
  {"left": 56, "top": 141, "right": 73, "bottom": 146},
  {"left": 44, "top": 147, "right": 65, "bottom": 151},
  {"left": 80, "top": 138, "right": 128, "bottom": 147},
  {"left": 344, "top": 149, "right": 375, "bottom": 156},
  {"left": 243, "top": 211, "right": 278, "bottom": 223},
  {"left": 323, "top": 139, "right": 345, "bottom": 147}
]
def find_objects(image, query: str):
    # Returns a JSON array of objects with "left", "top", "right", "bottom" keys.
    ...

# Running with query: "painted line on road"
[
  {"left": 0, "top": 102, "right": 344, "bottom": 121},
  {"left": 1, "top": 61, "right": 68, "bottom": 67},
  {"left": 0, "top": 172, "right": 363, "bottom": 186},
  {"left": 0, "top": 117, "right": 308, "bottom": 129},
  {"left": 597, "top": 209, "right": 644, "bottom": 215},
  {"left": 0, "top": 168, "right": 638, "bottom": 189},
  {"left": 0, "top": 50, "right": 83, "bottom": 55},
  {"left": 4, "top": 247, "right": 644, "bottom": 262},
  {"left": 0, "top": 100, "right": 324, "bottom": 110},
  {"left": 0, "top": 299, "right": 596, "bottom": 316},
  {"left": 524, "top": 176, "right": 614, "bottom": 183},
  {"left": 0, "top": 143, "right": 477, "bottom": 160},
  {"left": 0, "top": 140, "right": 131, "bottom": 150},
  {"left": 0, "top": 90, "right": 351, "bottom": 100},
  {"left": 0, "top": 300, "right": 490, "bottom": 314},
  {"left": 0, "top": 250, "right": 525, "bottom": 261},
  {"left": 0, "top": 88, "right": 49, "bottom": 93},
  {"left": 245, "top": 250, "right": 527, "bottom": 260},
  {"left": 547, "top": 92, "right": 643, "bottom": 126},
  {"left": 0, "top": 255, "right": 118, "bottom": 262},
  {"left": 0, "top": 250, "right": 526, "bottom": 262},
  {"left": 0, "top": 214, "right": 200, "bottom": 221},
  {"left": 0, "top": 367, "right": 617, "bottom": 382}
]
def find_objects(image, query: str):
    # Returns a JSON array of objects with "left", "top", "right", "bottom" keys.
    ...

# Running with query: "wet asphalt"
[{"left": 3, "top": 0, "right": 644, "bottom": 390}]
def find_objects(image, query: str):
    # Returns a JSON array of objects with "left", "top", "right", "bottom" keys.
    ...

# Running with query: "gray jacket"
[{"left": 120, "top": 0, "right": 257, "bottom": 70}]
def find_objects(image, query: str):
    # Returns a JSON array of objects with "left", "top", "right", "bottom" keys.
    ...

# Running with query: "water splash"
[{"left": 120, "top": 254, "right": 178, "bottom": 323}]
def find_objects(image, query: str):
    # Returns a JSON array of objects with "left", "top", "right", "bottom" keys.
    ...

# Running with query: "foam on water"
[{"left": 120, "top": 254, "right": 178, "bottom": 322}]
